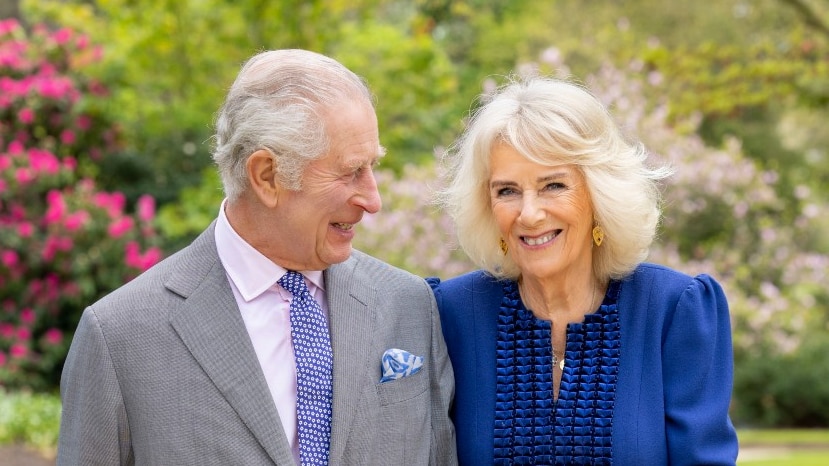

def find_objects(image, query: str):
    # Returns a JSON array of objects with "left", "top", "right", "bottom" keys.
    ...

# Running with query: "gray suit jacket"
[{"left": 58, "top": 222, "right": 457, "bottom": 465}]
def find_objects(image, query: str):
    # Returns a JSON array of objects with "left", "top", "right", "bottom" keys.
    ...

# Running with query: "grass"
[
  {"left": 738, "top": 450, "right": 829, "bottom": 466},
  {"left": 0, "top": 388, "right": 61, "bottom": 458},
  {"left": 739, "top": 428, "right": 829, "bottom": 446},
  {"left": 738, "top": 428, "right": 829, "bottom": 465}
]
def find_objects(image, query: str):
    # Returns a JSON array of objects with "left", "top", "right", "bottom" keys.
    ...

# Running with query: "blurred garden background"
[{"left": 1, "top": 0, "right": 828, "bottom": 463}]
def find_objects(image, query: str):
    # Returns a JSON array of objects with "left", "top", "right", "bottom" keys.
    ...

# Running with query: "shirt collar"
[{"left": 215, "top": 199, "right": 325, "bottom": 301}]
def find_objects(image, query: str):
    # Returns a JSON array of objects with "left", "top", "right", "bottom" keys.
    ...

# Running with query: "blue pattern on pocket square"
[{"left": 380, "top": 348, "right": 423, "bottom": 383}]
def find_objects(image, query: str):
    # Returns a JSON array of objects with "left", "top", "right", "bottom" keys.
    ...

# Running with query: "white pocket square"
[{"left": 380, "top": 348, "right": 423, "bottom": 383}]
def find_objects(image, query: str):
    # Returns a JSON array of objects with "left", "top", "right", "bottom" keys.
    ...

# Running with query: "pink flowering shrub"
[{"left": 0, "top": 20, "right": 162, "bottom": 390}]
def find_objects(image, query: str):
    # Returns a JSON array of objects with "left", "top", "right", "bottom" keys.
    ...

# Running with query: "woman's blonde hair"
[{"left": 438, "top": 76, "right": 671, "bottom": 281}]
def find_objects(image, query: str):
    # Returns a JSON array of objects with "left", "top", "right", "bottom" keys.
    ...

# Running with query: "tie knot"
[{"left": 278, "top": 270, "right": 310, "bottom": 297}]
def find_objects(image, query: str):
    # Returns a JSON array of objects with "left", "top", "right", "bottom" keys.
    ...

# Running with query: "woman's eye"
[
  {"left": 543, "top": 182, "right": 566, "bottom": 191},
  {"left": 495, "top": 187, "right": 518, "bottom": 197}
]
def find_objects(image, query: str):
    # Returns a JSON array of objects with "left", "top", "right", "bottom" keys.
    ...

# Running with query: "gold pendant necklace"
[{"left": 552, "top": 349, "right": 565, "bottom": 371}]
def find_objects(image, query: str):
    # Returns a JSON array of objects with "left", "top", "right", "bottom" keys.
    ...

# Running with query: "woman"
[{"left": 429, "top": 77, "right": 738, "bottom": 465}]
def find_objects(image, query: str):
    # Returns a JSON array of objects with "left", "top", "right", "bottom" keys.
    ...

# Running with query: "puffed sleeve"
[
  {"left": 662, "top": 274, "right": 739, "bottom": 465},
  {"left": 58, "top": 308, "right": 133, "bottom": 465}
]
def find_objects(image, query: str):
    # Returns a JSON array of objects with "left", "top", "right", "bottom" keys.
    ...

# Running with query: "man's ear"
[{"left": 246, "top": 149, "right": 281, "bottom": 208}]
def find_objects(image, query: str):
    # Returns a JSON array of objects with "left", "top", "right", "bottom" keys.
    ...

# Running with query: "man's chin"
[{"left": 322, "top": 245, "right": 353, "bottom": 267}]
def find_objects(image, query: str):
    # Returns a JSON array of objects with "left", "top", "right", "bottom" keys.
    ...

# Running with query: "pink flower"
[
  {"left": 0, "top": 351, "right": 6, "bottom": 367},
  {"left": 0, "top": 19, "right": 20, "bottom": 36},
  {"left": 0, "top": 155, "right": 10, "bottom": 170},
  {"left": 7, "top": 140, "right": 24, "bottom": 154},
  {"left": 64, "top": 210, "right": 90, "bottom": 231},
  {"left": 16, "top": 326, "right": 31, "bottom": 341},
  {"left": 62, "top": 281, "right": 80, "bottom": 298},
  {"left": 17, "top": 107, "right": 34, "bottom": 124},
  {"left": 52, "top": 28, "right": 73, "bottom": 45},
  {"left": 137, "top": 195, "right": 156, "bottom": 222},
  {"left": 41, "top": 237, "right": 59, "bottom": 261},
  {"left": 111, "top": 192, "right": 126, "bottom": 211},
  {"left": 141, "top": 246, "right": 162, "bottom": 270},
  {"left": 10, "top": 203, "right": 26, "bottom": 220},
  {"left": 0, "top": 323, "right": 14, "bottom": 338},
  {"left": 29, "top": 148, "right": 60, "bottom": 174},
  {"left": 108, "top": 216, "right": 134, "bottom": 238},
  {"left": 41, "top": 236, "right": 72, "bottom": 261},
  {"left": 44, "top": 189, "right": 66, "bottom": 224},
  {"left": 37, "top": 76, "right": 74, "bottom": 99},
  {"left": 94, "top": 192, "right": 127, "bottom": 217},
  {"left": 9, "top": 343, "right": 27, "bottom": 359},
  {"left": 20, "top": 308, "right": 35, "bottom": 324},
  {"left": 1, "top": 250, "right": 19, "bottom": 267},
  {"left": 76, "top": 114, "right": 92, "bottom": 130},
  {"left": 60, "top": 129, "right": 76, "bottom": 145},
  {"left": 75, "top": 34, "right": 90, "bottom": 50},
  {"left": 125, "top": 242, "right": 162, "bottom": 271},
  {"left": 17, "top": 222, "right": 34, "bottom": 237},
  {"left": 15, "top": 167, "right": 34, "bottom": 184},
  {"left": 44, "top": 328, "right": 63, "bottom": 345},
  {"left": 56, "top": 236, "right": 73, "bottom": 252},
  {"left": 27, "top": 281, "right": 42, "bottom": 301},
  {"left": 124, "top": 241, "right": 141, "bottom": 268}
]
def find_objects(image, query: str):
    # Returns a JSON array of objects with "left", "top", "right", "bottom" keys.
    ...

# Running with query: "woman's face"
[{"left": 489, "top": 142, "right": 595, "bottom": 281}]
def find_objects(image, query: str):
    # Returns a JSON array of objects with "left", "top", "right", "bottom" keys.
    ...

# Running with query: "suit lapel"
[
  {"left": 167, "top": 224, "right": 294, "bottom": 465},
  {"left": 324, "top": 254, "right": 378, "bottom": 465}
]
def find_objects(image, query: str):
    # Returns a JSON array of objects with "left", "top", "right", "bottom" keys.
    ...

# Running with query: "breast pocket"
[{"left": 375, "top": 368, "right": 429, "bottom": 406}]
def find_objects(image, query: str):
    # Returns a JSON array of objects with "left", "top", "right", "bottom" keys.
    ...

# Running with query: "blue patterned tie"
[{"left": 278, "top": 270, "right": 333, "bottom": 466}]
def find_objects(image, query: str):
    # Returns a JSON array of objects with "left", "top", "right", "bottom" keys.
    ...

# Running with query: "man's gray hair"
[{"left": 212, "top": 49, "right": 374, "bottom": 201}]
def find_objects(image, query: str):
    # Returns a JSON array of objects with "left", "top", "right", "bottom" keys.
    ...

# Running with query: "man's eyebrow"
[{"left": 345, "top": 151, "right": 385, "bottom": 170}]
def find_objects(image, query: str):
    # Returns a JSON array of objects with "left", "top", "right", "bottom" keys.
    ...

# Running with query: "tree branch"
[{"left": 778, "top": 0, "right": 829, "bottom": 38}]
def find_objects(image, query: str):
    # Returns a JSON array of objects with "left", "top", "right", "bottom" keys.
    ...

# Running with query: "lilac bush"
[
  {"left": 0, "top": 20, "right": 162, "bottom": 389},
  {"left": 581, "top": 58, "right": 829, "bottom": 356},
  {"left": 354, "top": 160, "right": 475, "bottom": 279}
]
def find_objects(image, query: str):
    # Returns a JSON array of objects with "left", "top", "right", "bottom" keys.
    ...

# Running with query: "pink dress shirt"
[{"left": 215, "top": 201, "right": 328, "bottom": 465}]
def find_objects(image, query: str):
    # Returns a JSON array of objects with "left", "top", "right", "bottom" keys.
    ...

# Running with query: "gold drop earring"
[
  {"left": 593, "top": 225, "right": 604, "bottom": 246},
  {"left": 592, "top": 225, "right": 604, "bottom": 247},
  {"left": 499, "top": 238, "right": 509, "bottom": 255}
]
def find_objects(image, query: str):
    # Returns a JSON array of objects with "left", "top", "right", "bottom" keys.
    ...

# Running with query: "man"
[{"left": 58, "top": 49, "right": 456, "bottom": 465}]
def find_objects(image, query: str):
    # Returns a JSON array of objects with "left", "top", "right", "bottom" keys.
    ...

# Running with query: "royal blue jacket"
[{"left": 429, "top": 263, "right": 738, "bottom": 465}]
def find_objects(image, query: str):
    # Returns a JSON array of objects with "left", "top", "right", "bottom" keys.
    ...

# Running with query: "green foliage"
[
  {"left": 155, "top": 167, "right": 223, "bottom": 247},
  {"left": 0, "top": 388, "right": 60, "bottom": 454},
  {"left": 733, "top": 337, "right": 829, "bottom": 428},
  {"left": 333, "top": 22, "right": 461, "bottom": 170}
]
